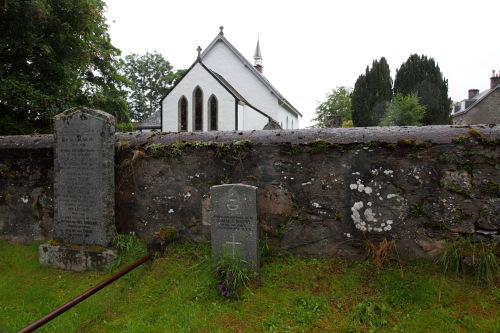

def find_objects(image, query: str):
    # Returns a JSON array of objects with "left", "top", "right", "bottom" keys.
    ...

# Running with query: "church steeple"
[{"left": 254, "top": 36, "right": 263, "bottom": 74}]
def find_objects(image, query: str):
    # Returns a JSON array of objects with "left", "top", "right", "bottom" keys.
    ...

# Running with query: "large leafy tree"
[
  {"left": 310, "top": 86, "right": 352, "bottom": 128},
  {"left": 380, "top": 93, "right": 426, "bottom": 126},
  {"left": 351, "top": 57, "right": 393, "bottom": 127},
  {"left": 119, "top": 52, "right": 185, "bottom": 121},
  {"left": 394, "top": 54, "right": 451, "bottom": 125},
  {"left": 0, "top": 0, "right": 129, "bottom": 135}
]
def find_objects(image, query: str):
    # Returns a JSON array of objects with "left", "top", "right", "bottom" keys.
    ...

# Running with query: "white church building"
[{"left": 160, "top": 27, "right": 301, "bottom": 132}]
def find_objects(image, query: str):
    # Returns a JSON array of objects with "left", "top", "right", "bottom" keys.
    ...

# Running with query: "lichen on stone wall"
[{"left": 350, "top": 175, "right": 408, "bottom": 233}]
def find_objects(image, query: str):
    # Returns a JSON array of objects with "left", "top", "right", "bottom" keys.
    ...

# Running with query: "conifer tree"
[
  {"left": 351, "top": 74, "right": 370, "bottom": 127},
  {"left": 394, "top": 54, "right": 451, "bottom": 125},
  {"left": 351, "top": 57, "right": 393, "bottom": 127}
]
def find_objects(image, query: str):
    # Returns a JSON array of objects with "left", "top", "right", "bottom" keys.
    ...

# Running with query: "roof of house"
[
  {"left": 202, "top": 30, "right": 302, "bottom": 118},
  {"left": 452, "top": 85, "right": 500, "bottom": 117},
  {"left": 135, "top": 109, "right": 161, "bottom": 130}
]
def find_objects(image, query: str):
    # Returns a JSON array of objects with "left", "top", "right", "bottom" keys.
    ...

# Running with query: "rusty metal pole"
[{"left": 17, "top": 252, "right": 153, "bottom": 333}]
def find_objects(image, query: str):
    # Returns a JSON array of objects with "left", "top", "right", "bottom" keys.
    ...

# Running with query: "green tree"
[
  {"left": 0, "top": 0, "right": 129, "bottom": 135},
  {"left": 310, "top": 86, "right": 352, "bottom": 128},
  {"left": 120, "top": 52, "right": 185, "bottom": 121},
  {"left": 394, "top": 54, "right": 451, "bottom": 125},
  {"left": 351, "top": 57, "right": 393, "bottom": 127},
  {"left": 351, "top": 74, "right": 370, "bottom": 127},
  {"left": 380, "top": 93, "right": 426, "bottom": 126}
]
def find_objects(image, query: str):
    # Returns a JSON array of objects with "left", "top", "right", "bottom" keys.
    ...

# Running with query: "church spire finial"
[
  {"left": 254, "top": 35, "right": 263, "bottom": 73},
  {"left": 219, "top": 26, "right": 224, "bottom": 35},
  {"left": 197, "top": 46, "right": 202, "bottom": 62}
]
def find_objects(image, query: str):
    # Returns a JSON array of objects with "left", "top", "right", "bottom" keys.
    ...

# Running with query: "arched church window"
[
  {"left": 193, "top": 87, "right": 203, "bottom": 131},
  {"left": 179, "top": 96, "right": 188, "bottom": 131},
  {"left": 208, "top": 95, "right": 218, "bottom": 131}
]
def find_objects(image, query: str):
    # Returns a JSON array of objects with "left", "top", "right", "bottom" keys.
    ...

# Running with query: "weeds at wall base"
[
  {"left": 435, "top": 236, "right": 500, "bottom": 282},
  {"left": 365, "top": 238, "right": 399, "bottom": 271},
  {"left": 111, "top": 233, "right": 148, "bottom": 269}
]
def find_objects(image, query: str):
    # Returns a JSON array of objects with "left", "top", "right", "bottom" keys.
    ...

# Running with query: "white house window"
[
  {"left": 193, "top": 87, "right": 203, "bottom": 131},
  {"left": 179, "top": 96, "right": 188, "bottom": 131},
  {"left": 209, "top": 95, "right": 218, "bottom": 131}
]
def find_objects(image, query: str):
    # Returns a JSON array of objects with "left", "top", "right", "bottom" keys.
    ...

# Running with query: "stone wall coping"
[
  {"left": 0, "top": 134, "right": 54, "bottom": 149},
  {"left": 1, "top": 124, "right": 498, "bottom": 149}
]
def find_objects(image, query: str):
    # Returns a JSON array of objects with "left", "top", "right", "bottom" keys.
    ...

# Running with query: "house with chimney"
[
  {"left": 153, "top": 27, "right": 301, "bottom": 132},
  {"left": 452, "top": 71, "right": 500, "bottom": 125}
]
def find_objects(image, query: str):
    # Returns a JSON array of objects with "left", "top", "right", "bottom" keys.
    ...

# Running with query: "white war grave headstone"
[
  {"left": 39, "top": 107, "right": 116, "bottom": 271},
  {"left": 210, "top": 184, "right": 259, "bottom": 272}
]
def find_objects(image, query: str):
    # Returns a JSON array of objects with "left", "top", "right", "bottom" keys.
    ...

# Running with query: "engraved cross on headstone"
[{"left": 225, "top": 233, "right": 242, "bottom": 257}]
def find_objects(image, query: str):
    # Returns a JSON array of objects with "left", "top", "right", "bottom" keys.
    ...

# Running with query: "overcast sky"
[{"left": 105, "top": 0, "right": 499, "bottom": 128}]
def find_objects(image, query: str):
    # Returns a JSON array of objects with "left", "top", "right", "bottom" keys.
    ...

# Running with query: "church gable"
[
  {"left": 202, "top": 41, "right": 279, "bottom": 119},
  {"left": 162, "top": 63, "right": 238, "bottom": 132},
  {"left": 159, "top": 28, "right": 301, "bottom": 132}
]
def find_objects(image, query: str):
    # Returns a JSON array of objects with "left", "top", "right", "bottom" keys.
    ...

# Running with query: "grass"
[
  {"left": 436, "top": 236, "right": 500, "bottom": 282},
  {"left": 1, "top": 239, "right": 499, "bottom": 332}
]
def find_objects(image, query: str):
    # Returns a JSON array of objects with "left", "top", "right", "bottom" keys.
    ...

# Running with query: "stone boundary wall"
[{"left": 1, "top": 125, "right": 499, "bottom": 258}]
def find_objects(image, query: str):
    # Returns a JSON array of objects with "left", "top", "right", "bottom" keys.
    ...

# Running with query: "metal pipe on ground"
[{"left": 17, "top": 252, "right": 153, "bottom": 333}]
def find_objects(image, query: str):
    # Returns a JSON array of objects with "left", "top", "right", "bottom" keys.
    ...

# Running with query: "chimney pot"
[
  {"left": 468, "top": 89, "right": 479, "bottom": 99},
  {"left": 491, "top": 72, "right": 500, "bottom": 89}
]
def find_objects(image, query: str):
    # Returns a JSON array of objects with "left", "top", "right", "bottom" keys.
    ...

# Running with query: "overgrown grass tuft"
[
  {"left": 435, "top": 236, "right": 500, "bottom": 282},
  {"left": 111, "top": 233, "right": 148, "bottom": 268},
  {"left": 214, "top": 253, "right": 253, "bottom": 299}
]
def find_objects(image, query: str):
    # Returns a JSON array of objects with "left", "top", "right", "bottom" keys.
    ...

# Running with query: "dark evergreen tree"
[
  {"left": 394, "top": 54, "right": 451, "bottom": 125},
  {"left": 351, "top": 73, "right": 370, "bottom": 127},
  {"left": 351, "top": 57, "right": 393, "bottom": 127}
]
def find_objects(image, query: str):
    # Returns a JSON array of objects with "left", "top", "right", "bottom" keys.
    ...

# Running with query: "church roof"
[
  {"left": 201, "top": 30, "right": 302, "bottom": 118},
  {"left": 135, "top": 108, "right": 161, "bottom": 130},
  {"left": 206, "top": 68, "right": 248, "bottom": 103},
  {"left": 202, "top": 63, "right": 277, "bottom": 120}
]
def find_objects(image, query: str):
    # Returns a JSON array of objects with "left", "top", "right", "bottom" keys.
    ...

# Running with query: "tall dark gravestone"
[
  {"left": 210, "top": 184, "right": 259, "bottom": 271},
  {"left": 39, "top": 107, "right": 116, "bottom": 271}
]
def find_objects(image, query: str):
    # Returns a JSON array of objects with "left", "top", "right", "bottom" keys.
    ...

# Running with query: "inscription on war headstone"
[
  {"left": 210, "top": 184, "right": 259, "bottom": 271},
  {"left": 53, "top": 107, "right": 115, "bottom": 246}
]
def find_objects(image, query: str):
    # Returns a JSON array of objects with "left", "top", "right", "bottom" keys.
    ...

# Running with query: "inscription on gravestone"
[
  {"left": 210, "top": 184, "right": 259, "bottom": 271},
  {"left": 53, "top": 107, "right": 115, "bottom": 246}
]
